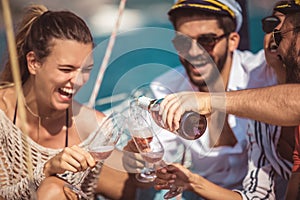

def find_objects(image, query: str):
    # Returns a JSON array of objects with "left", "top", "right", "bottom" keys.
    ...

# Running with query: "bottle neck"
[
  {"left": 136, "top": 96, "right": 163, "bottom": 112},
  {"left": 149, "top": 98, "right": 163, "bottom": 112}
]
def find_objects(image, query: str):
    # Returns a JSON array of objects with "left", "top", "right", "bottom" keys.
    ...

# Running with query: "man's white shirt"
[{"left": 150, "top": 49, "right": 278, "bottom": 190}]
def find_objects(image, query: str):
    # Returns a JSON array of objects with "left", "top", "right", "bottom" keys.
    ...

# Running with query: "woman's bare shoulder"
[
  {"left": 0, "top": 83, "right": 17, "bottom": 118},
  {"left": 0, "top": 82, "right": 15, "bottom": 95}
]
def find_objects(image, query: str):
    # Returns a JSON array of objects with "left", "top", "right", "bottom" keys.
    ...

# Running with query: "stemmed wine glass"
[
  {"left": 65, "top": 112, "right": 125, "bottom": 199},
  {"left": 127, "top": 114, "right": 162, "bottom": 183},
  {"left": 127, "top": 114, "right": 182, "bottom": 199}
]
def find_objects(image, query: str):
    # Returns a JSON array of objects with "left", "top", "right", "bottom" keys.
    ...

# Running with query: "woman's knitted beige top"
[{"left": 0, "top": 110, "right": 102, "bottom": 199}]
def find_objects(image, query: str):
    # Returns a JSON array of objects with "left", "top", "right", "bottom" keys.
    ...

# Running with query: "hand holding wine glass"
[
  {"left": 155, "top": 164, "right": 190, "bottom": 198},
  {"left": 128, "top": 114, "right": 182, "bottom": 199},
  {"left": 127, "top": 114, "right": 164, "bottom": 183},
  {"left": 65, "top": 112, "right": 125, "bottom": 199}
]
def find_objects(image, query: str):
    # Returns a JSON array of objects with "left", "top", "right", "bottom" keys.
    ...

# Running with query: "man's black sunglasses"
[
  {"left": 172, "top": 33, "right": 229, "bottom": 53},
  {"left": 261, "top": 15, "right": 280, "bottom": 34}
]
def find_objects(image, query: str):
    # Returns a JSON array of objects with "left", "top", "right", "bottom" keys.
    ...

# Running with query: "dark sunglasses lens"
[
  {"left": 172, "top": 35, "right": 191, "bottom": 52},
  {"left": 262, "top": 16, "right": 280, "bottom": 33},
  {"left": 197, "top": 36, "right": 215, "bottom": 46},
  {"left": 273, "top": 31, "right": 282, "bottom": 46}
]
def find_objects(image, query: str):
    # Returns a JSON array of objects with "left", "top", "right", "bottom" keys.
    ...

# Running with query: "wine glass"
[
  {"left": 128, "top": 114, "right": 183, "bottom": 199},
  {"left": 65, "top": 112, "right": 125, "bottom": 199},
  {"left": 127, "top": 114, "right": 163, "bottom": 183}
]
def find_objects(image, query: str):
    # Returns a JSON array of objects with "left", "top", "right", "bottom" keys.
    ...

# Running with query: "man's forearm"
[{"left": 223, "top": 84, "right": 300, "bottom": 126}]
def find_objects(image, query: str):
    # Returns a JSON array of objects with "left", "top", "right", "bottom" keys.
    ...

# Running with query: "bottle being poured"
[{"left": 133, "top": 96, "right": 207, "bottom": 140}]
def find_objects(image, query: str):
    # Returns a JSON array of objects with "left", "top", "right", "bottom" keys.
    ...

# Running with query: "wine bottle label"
[{"left": 177, "top": 111, "right": 207, "bottom": 140}]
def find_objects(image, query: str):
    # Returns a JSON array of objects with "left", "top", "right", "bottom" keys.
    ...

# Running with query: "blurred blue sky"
[
  {"left": 0, "top": 0, "right": 280, "bottom": 51},
  {"left": 0, "top": 0, "right": 281, "bottom": 110}
]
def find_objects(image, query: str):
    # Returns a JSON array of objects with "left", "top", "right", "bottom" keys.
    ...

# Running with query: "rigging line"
[
  {"left": 87, "top": 0, "right": 127, "bottom": 108},
  {"left": 1, "top": 0, "right": 35, "bottom": 197}
]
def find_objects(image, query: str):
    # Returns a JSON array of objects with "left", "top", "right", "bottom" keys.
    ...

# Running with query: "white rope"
[{"left": 87, "top": 0, "right": 127, "bottom": 108}]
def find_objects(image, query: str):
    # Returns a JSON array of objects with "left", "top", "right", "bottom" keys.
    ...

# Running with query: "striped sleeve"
[{"left": 234, "top": 120, "right": 289, "bottom": 199}]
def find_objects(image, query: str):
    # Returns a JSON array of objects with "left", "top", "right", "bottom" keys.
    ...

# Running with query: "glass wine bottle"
[{"left": 134, "top": 96, "right": 207, "bottom": 140}]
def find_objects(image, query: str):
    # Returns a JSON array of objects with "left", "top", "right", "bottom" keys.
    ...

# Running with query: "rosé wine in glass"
[{"left": 89, "top": 146, "right": 114, "bottom": 161}]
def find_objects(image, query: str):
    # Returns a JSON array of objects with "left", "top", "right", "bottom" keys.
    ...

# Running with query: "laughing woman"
[{"left": 0, "top": 5, "right": 134, "bottom": 200}]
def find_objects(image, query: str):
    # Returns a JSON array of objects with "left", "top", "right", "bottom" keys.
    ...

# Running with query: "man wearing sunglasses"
[
  {"left": 273, "top": 5, "right": 300, "bottom": 199},
  {"left": 153, "top": 1, "right": 300, "bottom": 199},
  {"left": 142, "top": 0, "right": 283, "bottom": 199}
]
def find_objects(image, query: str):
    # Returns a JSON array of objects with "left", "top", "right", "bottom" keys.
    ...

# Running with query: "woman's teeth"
[{"left": 59, "top": 88, "right": 74, "bottom": 97}]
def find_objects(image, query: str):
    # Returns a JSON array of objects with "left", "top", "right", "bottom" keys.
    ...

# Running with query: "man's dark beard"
[
  {"left": 204, "top": 52, "right": 227, "bottom": 87},
  {"left": 284, "top": 39, "right": 300, "bottom": 83},
  {"left": 187, "top": 48, "right": 228, "bottom": 88}
]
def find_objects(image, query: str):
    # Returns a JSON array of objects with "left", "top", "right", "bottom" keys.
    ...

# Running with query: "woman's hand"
[
  {"left": 154, "top": 163, "right": 194, "bottom": 191},
  {"left": 43, "top": 145, "right": 96, "bottom": 177},
  {"left": 155, "top": 163, "right": 243, "bottom": 200},
  {"left": 122, "top": 139, "right": 145, "bottom": 173},
  {"left": 123, "top": 139, "right": 139, "bottom": 153}
]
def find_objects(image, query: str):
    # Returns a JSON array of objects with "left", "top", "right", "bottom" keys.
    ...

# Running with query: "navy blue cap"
[
  {"left": 274, "top": 0, "right": 300, "bottom": 14},
  {"left": 168, "top": 0, "right": 242, "bottom": 32}
]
